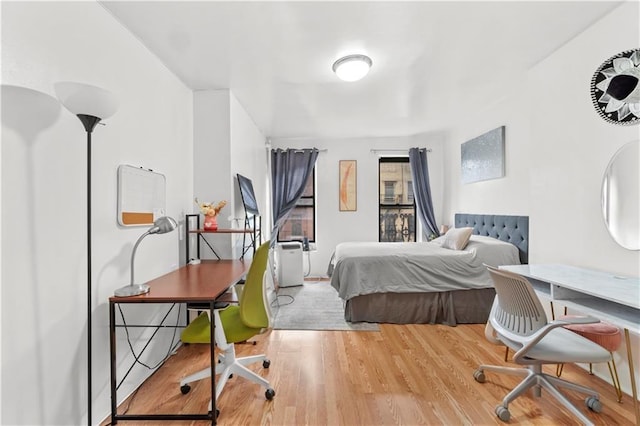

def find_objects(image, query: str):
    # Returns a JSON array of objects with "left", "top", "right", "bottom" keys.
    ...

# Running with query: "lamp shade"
[
  {"left": 149, "top": 216, "right": 178, "bottom": 235},
  {"left": 54, "top": 81, "right": 118, "bottom": 119},
  {"left": 332, "top": 54, "right": 373, "bottom": 82}
]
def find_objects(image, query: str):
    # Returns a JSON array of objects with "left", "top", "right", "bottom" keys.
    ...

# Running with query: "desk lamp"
[
  {"left": 55, "top": 81, "right": 118, "bottom": 426},
  {"left": 115, "top": 216, "right": 178, "bottom": 297}
]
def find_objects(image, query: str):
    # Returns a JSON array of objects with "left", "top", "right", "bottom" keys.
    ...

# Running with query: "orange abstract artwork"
[{"left": 339, "top": 160, "right": 357, "bottom": 211}]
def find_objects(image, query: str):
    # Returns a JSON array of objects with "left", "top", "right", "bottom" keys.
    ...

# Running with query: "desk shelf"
[
  {"left": 502, "top": 264, "right": 640, "bottom": 331},
  {"left": 189, "top": 228, "right": 254, "bottom": 234},
  {"left": 554, "top": 292, "right": 640, "bottom": 333},
  {"left": 527, "top": 277, "right": 552, "bottom": 298},
  {"left": 186, "top": 214, "right": 262, "bottom": 262}
]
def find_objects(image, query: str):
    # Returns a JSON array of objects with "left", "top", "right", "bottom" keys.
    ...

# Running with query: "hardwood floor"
[{"left": 102, "top": 324, "right": 636, "bottom": 425}]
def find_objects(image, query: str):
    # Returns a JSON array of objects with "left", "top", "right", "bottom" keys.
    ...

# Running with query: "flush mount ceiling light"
[{"left": 332, "top": 54, "right": 373, "bottom": 82}]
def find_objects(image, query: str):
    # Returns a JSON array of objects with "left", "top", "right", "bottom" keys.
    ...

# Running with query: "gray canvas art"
[{"left": 461, "top": 126, "right": 505, "bottom": 184}]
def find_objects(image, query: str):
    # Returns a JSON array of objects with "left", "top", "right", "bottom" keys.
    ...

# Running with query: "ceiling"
[{"left": 100, "top": 1, "right": 621, "bottom": 140}]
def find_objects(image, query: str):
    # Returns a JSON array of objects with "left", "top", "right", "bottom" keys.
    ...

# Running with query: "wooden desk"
[
  {"left": 109, "top": 260, "right": 249, "bottom": 424},
  {"left": 501, "top": 264, "right": 640, "bottom": 424}
]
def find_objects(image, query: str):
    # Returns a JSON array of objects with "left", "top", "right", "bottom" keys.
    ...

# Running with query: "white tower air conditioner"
[{"left": 277, "top": 242, "right": 304, "bottom": 287}]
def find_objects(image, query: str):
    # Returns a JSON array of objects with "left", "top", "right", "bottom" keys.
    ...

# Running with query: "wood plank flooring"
[{"left": 102, "top": 324, "right": 636, "bottom": 425}]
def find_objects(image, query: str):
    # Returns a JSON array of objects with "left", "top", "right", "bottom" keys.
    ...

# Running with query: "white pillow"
[{"left": 441, "top": 227, "right": 474, "bottom": 250}]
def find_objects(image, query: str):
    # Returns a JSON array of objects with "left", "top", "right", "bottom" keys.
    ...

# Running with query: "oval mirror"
[{"left": 601, "top": 139, "right": 640, "bottom": 250}]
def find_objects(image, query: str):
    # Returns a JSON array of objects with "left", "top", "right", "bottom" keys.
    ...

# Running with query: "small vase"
[{"left": 203, "top": 214, "right": 218, "bottom": 231}]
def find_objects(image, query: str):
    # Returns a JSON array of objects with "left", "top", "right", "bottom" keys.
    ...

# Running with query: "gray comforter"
[{"left": 330, "top": 235, "right": 520, "bottom": 301}]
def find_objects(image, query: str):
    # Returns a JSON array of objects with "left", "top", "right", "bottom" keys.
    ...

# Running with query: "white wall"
[
  {"left": 193, "top": 90, "right": 267, "bottom": 259},
  {"left": 442, "top": 1, "right": 639, "bottom": 397},
  {"left": 1, "top": 2, "right": 193, "bottom": 424},
  {"left": 193, "top": 90, "right": 233, "bottom": 258},
  {"left": 443, "top": 1, "right": 639, "bottom": 277},
  {"left": 270, "top": 133, "right": 445, "bottom": 277},
  {"left": 230, "top": 93, "right": 269, "bottom": 251}
]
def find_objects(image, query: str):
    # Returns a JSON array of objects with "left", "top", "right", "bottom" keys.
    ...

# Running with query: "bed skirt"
[{"left": 344, "top": 288, "right": 496, "bottom": 326}]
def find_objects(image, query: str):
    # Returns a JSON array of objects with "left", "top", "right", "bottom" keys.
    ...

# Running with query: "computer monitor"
[{"left": 236, "top": 173, "right": 260, "bottom": 216}]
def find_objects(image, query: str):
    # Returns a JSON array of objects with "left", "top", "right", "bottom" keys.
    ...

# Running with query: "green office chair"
[{"left": 179, "top": 241, "right": 275, "bottom": 412}]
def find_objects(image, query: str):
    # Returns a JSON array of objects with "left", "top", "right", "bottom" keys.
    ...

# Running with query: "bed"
[{"left": 329, "top": 214, "right": 529, "bottom": 325}]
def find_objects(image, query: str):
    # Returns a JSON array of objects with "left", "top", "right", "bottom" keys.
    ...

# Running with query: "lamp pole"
[
  {"left": 54, "top": 82, "right": 118, "bottom": 426},
  {"left": 77, "top": 114, "right": 101, "bottom": 426}
]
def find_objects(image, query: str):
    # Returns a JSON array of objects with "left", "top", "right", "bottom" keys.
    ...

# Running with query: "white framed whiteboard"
[{"left": 117, "top": 164, "right": 166, "bottom": 226}]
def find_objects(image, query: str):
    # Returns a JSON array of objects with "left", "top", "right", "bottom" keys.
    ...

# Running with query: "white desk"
[{"left": 501, "top": 264, "right": 639, "bottom": 424}]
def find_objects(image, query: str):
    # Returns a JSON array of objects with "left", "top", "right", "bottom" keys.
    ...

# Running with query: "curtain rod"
[
  {"left": 267, "top": 147, "right": 328, "bottom": 153},
  {"left": 370, "top": 148, "right": 432, "bottom": 154}
]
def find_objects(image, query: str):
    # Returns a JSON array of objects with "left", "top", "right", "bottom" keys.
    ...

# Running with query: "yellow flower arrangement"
[{"left": 195, "top": 198, "right": 227, "bottom": 217}]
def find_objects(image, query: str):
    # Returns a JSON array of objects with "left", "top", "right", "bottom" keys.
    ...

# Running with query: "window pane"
[
  {"left": 379, "top": 158, "right": 415, "bottom": 242},
  {"left": 383, "top": 181, "right": 395, "bottom": 203},
  {"left": 379, "top": 207, "right": 416, "bottom": 242},
  {"left": 296, "top": 198, "right": 314, "bottom": 207},
  {"left": 277, "top": 171, "right": 316, "bottom": 243},
  {"left": 379, "top": 162, "right": 412, "bottom": 204},
  {"left": 301, "top": 175, "right": 314, "bottom": 197},
  {"left": 278, "top": 206, "right": 315, "bottom": 241}
]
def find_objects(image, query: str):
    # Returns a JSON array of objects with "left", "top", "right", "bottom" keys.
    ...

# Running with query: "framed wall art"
[
  {"left": 339, "top": 160, "right": 357, "bottom": 211},
  {"left": 461, "top": 126, "right": 505, "bottom": 184}
]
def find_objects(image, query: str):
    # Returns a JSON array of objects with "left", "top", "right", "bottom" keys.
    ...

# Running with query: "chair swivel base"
[
  {"left": 474, "top": 364, "right": 602, "bottom": 424},
  {"left": 180, "top": 356, "right": 275, "bottom": 412}
]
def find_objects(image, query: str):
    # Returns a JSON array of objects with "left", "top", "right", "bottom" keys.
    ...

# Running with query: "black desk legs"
[
  {"left": 109, "top": 301, "right": 216, "bottom": 424},
  {"left": 109, "top": 301, "right": 118, "bottom": 424},
  {"left": 210, "top": 300, "right": 217, "bottom": 424}
]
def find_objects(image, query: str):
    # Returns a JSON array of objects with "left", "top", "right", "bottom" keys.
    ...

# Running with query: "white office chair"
[{"left": 474, "top": 266, "right": 612, "bottom": 425}]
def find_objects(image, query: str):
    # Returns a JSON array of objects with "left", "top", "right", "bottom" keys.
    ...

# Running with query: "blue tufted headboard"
[{"left": 454, "top": 213, "right": 529, "bottom": 264}]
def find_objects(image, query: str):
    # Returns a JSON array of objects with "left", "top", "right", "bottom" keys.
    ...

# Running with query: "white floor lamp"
[{"left": 55, "top": 82, "right": 118, "bottom": 426}]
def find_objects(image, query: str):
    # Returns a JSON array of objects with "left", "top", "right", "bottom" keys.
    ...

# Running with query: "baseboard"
[{"left": 304, "top": 276, "right": 329, "bottom": 282}]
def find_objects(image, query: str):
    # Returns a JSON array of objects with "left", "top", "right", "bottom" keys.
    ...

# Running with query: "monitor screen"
[{"left": 237, "top": 173, "right": 260, "bottom": 216}]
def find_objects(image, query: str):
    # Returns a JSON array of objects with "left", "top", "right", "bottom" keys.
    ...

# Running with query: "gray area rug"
[{"left": 272, "top": 281, "right": 379, "bottom": 331}]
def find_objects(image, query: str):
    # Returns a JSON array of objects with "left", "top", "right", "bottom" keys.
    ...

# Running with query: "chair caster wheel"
[
  {"left": 586, "top": 396, "right": 602, "bottom": 413},
  {"left": 495, "top": 405, "right": 510, "bottom": 422},
  {"left": 263, "top": 359, "right": 271, "bottom": 368},
  {"left": 473, "top": 369, "right": 485, "bottom": 383},
  {"left": 180, "top": 384, "right": 191, "bottom": 395},
  {"left": 265, "top": 388, "right": 276, "bottom": 400}
]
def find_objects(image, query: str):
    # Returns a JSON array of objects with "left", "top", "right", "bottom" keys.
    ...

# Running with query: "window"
[
  {"left": 277, "top": 171, "right": 316, "bottom": 243},
  {"left": 407, "top": 180, "right": 414, "bottom": 203},
  {"left": 379, "top": 158, "right": 415, "bottom": 242},
  {"left": 383, "top": 181, "right": 395, "bottom": 203}
]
